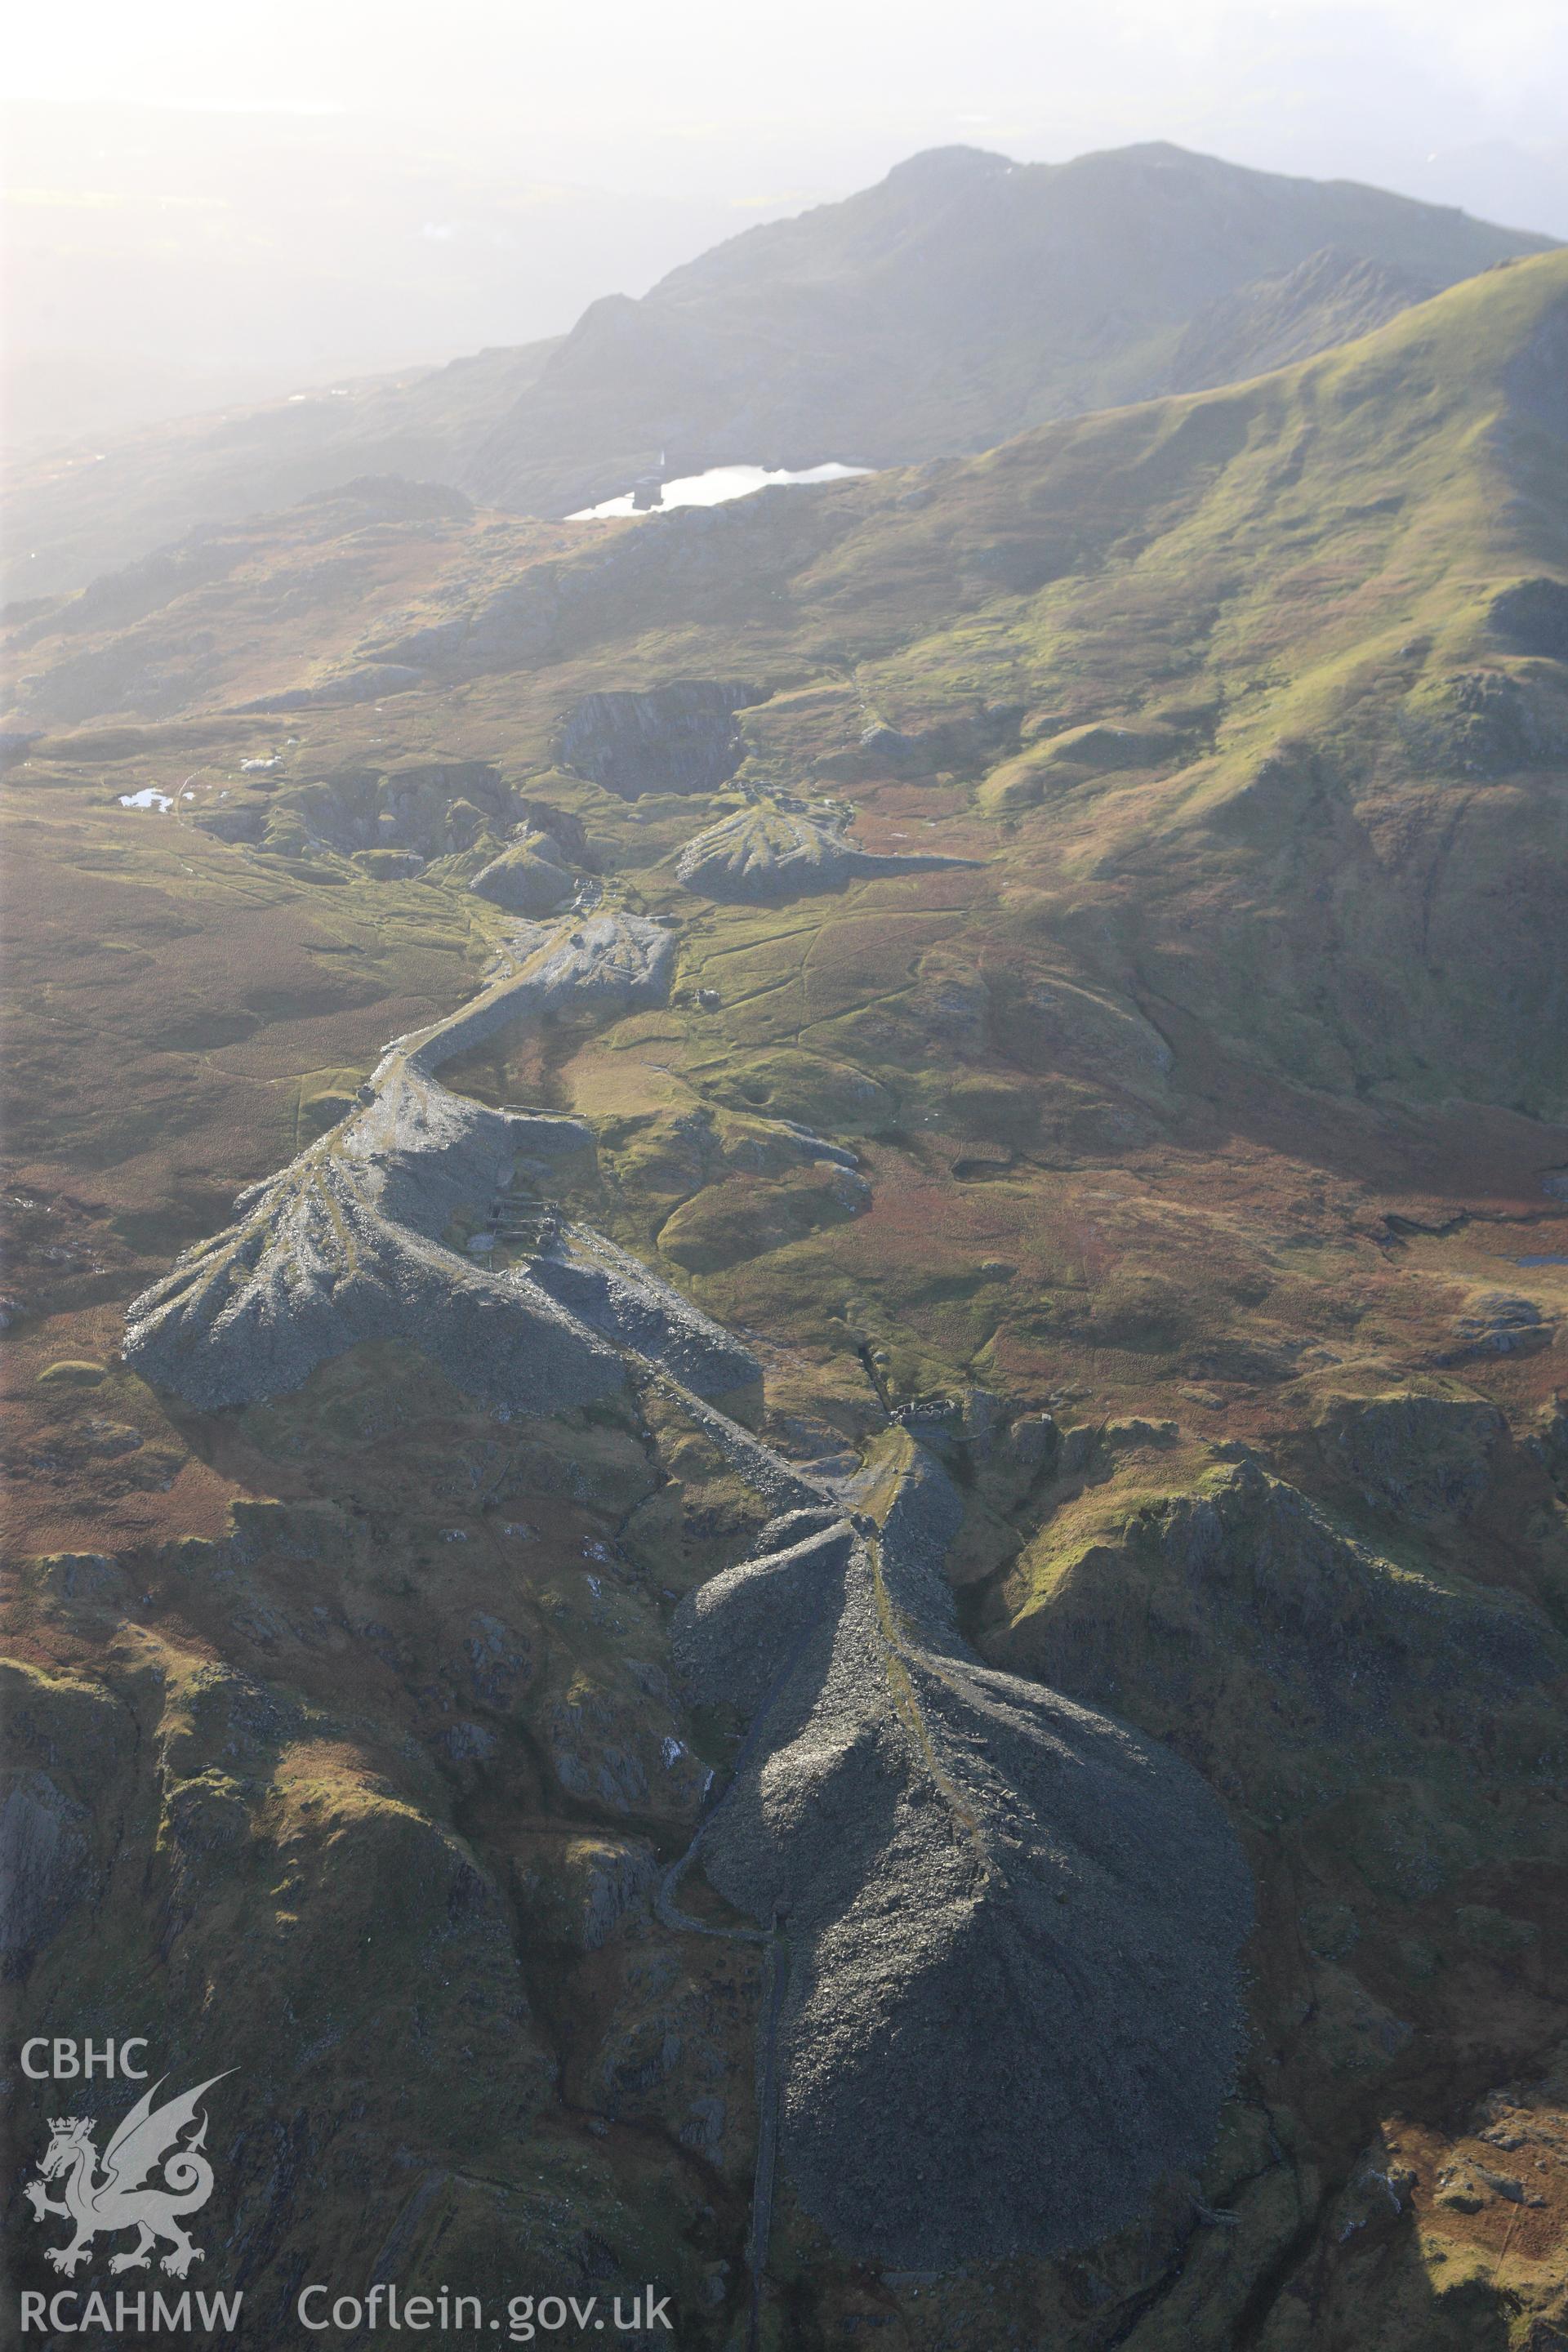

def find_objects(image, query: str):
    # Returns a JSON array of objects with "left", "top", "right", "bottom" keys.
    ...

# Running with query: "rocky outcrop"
[
  {"left": 1, "top": 1771, "right": 96, "bottom": 1970},
  {"left": 2, "top": 1661, "right": 133, "bottom": 1976},
  {"left": 1440, "top": 1290, "right": 1557, "bottom": 1365},
  {"left": 994, "top": 1456, "right": 1561, "bottom": 1779},
  {"left": 674, "top": 798, "right": 980, "bottom": 901},
  {"left": 672, "top": 1435, "right": 1252, "bottom": 2266},
  {"left": 1311, "top": 1384, "right": 1506, "bottom": 1521},
  {"left": 1490, "top": 575, "right": 1568, "bottom": 662},
  {"left": 123, "top": 914, "right": 758, "bottom": 1413}
]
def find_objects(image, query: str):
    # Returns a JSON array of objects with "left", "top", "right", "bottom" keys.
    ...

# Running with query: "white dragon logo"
[{"left": 24, "top": 2074, "right": 230, "bottom": 2278}]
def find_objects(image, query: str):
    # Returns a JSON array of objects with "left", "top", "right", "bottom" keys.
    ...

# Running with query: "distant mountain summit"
[
  {"left": 467, "top": 140, "right": 1548, "bottom": 512},
  {"left": 7, "top": 142, "right": 1553, "bottom": 596}
]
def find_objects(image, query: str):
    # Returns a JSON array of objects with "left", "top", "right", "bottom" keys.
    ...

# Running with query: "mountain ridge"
[
  {"left": 8, "top": 250, "right": 1567, "bottom": 1118},
  {"left": 5, "top": 140, "right": 1554, "bottom": 600}
]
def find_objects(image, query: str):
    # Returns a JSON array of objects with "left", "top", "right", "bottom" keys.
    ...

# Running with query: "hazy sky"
[
  {"left": 7, "top": 1, "right": 1566, "bottom": 450},
  {"left": 10, "top": 0, "right": 1566, "bottom": 203}
]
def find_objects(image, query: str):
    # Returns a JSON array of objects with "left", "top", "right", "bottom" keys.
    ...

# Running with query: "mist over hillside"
[
  {"left": 1, "top": 100, "right": 798, "bottom": 456},
  {"left": 6, "top": 140, "right": 1554, "bottom": 600}
]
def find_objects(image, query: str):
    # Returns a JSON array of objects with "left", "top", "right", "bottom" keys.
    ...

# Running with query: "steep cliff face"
[
  {"left": 2, "top": 1467, "right": 748, "bottom": 2334},
  {"left": 556, "top": 683, "right": 759, "bottom": 799}
]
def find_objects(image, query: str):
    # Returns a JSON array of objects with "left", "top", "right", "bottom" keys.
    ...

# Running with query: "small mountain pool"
[{"left": 568, "top": 461, "right": 871, "bottom": 521}]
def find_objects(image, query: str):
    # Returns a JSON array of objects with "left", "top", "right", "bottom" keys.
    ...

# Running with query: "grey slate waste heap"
[
  {"left": 673, "top": 1435, "right": 1254, "bottom": 2267},
  {"left": 123, "top": 893, "right": 1254, "bottom": 2275},
  {"left": 122, "top": 912, "right": 757, "bottom": 1413},
  {"left": 675, "top": 797, "right": 979, "bottom": 902}
]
